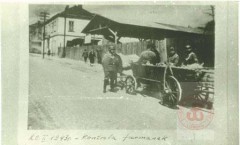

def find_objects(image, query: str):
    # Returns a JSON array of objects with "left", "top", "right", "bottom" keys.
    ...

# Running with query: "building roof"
[
  {"left": 43, "top": 5, "right": 94, "bottom": 25},
  {"left": 101, "top": 13, "right": 203, "bottom": 34},
  {"left": 82, "top": 14, "right": 206, "bottom": 40},
  {"left": 154, "top": 22, "right": 203, "bottom": 34},
  {"left": 29, "top": 21, "right": 42, "bottom": 28}
]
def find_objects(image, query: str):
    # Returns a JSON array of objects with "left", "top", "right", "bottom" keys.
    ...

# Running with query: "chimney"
[
  {"left": 65, "top": 5, "right": 69, "bottom": 11},
  {"left": 78, "top": 5, "right": 83, "bottom": 9}
]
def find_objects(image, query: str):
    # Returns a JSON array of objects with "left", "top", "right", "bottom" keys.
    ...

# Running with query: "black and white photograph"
[
  {"left": 1, "top": 2, "right": 239, "bottom": 145},
  {"left": 28, "top": 4, "right": 215, "bottom": 130}
]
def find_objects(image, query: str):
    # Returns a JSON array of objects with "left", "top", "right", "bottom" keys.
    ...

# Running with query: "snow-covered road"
[{"left": 28, "top": 54, "right": 178, "bottom": 130}]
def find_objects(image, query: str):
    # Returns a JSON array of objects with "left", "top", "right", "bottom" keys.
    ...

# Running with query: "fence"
[{"left": 58, "top": 40, "right": 167, "bottom": 63}]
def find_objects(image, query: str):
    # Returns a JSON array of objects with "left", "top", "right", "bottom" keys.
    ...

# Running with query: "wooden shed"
[{"left": 82, "top": 14, "right": 214, "bottom": 67}]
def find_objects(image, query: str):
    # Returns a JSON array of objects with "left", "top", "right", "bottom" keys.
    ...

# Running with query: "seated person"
[
  {"left": 137, "top": 43, "right": 157, "bottom": 65},
  {"left": 183, "top": 45, "right": 199, "bottom": 65},
  {"left": 168, "top": 46, "right": 179, "bottom": 66}
]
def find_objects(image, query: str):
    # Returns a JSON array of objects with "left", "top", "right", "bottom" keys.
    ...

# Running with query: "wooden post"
[
  {"left": 163, "top": 38, "right": 167, "bottom": 62},
  {"left": 63, "top": 16, "right": 67, "bottom": 58},
  {"left": 42, "top": 25, "right": 45, "bottom": 59},
  {"left": 114, "top": 35, "right": 118, "bottom": 44},
  {"left": 108, "top": 28, "right": 118, "bottom": 44},
  {"left": 40, "top": 12, "right": 49, "bottom": 59},
  {"left": 158, "top": 38, "right": 167, "bottom": 63}
]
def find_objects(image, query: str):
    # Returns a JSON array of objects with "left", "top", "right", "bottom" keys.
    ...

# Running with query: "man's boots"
[
  {"left": 103, "top": 79, "right": 108, "bottom": 93},
  {"left": 110, "top": 79, "right": 115, "bottom": 92}
]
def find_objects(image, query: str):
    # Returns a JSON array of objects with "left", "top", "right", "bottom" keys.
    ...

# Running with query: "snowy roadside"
[
  {"left": 30, "top": 53, "right": 103, "bottom": 72},
  {"left": 29, "top": 53, "right": 133, "bottom": 75}
]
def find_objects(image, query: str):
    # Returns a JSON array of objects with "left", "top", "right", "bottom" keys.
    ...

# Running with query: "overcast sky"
[{"left": 29, "top": 4, "right": 213, "bottom": 28}]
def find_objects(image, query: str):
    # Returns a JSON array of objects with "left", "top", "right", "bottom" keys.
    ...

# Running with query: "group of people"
[
  {"left": 82, "top": 49, "right": 96, "bottom": 66},
  {"left": 82, "top": 48, "right": 103, "bottom": 66},
  {"left": 88, "top": 43, "right": 199, "bottom": 93},
  {"left": 138, "top": 43, "right": 199, "bottom": 66},
  {"left": 168, "top": 45, "right": 199, "bottom": 66}
]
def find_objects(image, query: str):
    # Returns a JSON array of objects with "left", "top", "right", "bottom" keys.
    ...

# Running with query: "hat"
[{"left": 169, "top": 46, "right": 175, "bottom": 51}]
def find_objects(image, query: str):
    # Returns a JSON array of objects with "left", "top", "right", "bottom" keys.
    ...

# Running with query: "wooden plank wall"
[{"left": 59, "top": 40, "right": 167, "bottom": 62}]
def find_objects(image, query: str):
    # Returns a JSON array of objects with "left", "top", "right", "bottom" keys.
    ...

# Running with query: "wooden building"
[{"left": 82, "top": 14, "right": 214, "bottom": 67}]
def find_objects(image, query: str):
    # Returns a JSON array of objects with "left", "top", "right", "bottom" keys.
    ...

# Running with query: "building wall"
[
  {"left": 43, "top": 17, "right": 103, "bottom": 56},
  {"left": 43, "top": 35, "right": 63, "bottom": 55},
  {"left": 45, "top": 18, "right": 58, "bottom": 37},
  {"left": 29, "top": 23, "right": 43, "bottom": 53}
]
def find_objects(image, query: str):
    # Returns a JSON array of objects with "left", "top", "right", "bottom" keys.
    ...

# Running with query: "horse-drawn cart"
[{"left": 124, "top": 63, "right": 214, "bottom": 107}]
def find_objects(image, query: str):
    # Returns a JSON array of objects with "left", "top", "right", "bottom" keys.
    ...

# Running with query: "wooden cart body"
[
  {"left": 125, "top": 63, "right": 214, "bottom": 106},
  {"left": 171, "top": 67, "right": 214, "bottom": 103},
  {"left": 131, "top": 63, "right": 167, "bottom": 83}
]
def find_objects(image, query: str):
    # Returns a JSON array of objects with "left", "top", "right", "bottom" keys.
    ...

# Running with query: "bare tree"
[{"left": 204, "top": 6, "right": 215, "bottom": 34}]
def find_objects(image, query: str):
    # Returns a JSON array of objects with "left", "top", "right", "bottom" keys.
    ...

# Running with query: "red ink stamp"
[{"left": 178, "top": 106, "right": 214, "bottom": 130}]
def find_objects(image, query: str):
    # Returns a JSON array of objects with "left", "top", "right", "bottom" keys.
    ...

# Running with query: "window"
[
  {"left": 50, "top": 20, "right": 57, "bottom": 33},
  {"left": 69, "top": 21, "right": 74, "bottom": 32},
  {"left": 54, "top": 20, "right": 57, "bottom": 32}
]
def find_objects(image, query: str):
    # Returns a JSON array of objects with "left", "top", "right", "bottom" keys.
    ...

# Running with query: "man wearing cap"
[
  {"left": 168, "top": 46, "right": 179, "bottom": 66},
  {"left": 183, "top": 45, "right": 199, "bottom": 65},
  {"left": 102, "top": 46, "right": 122, "bottom": 93}
]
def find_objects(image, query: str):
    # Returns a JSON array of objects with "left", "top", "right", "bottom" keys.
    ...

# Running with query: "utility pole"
[
  {"left": 40, "top": 12, "right": 49, "bottom": 59},
  {"left": 63, "top": 16, "right": 66, "bottom": 58}
]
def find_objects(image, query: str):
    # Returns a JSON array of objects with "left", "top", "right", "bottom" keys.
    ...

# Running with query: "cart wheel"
[
  {"left": 193, "top": 82, "right": 214, "bottom": 107},
  {"left": 125, "top": 75, "right": 136, "bottom": 94},
  {"left": 164, "top": 76, "right": 182, "bottom": 106}
]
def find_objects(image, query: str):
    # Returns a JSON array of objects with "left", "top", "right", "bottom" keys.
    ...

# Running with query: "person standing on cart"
[
  {"left": 137, "top": 43, "right": 157, "bottom": 65},
  {"left": 136, "top": 43, "right": 158, "bottom": 91},
  {"left": 183, "top": 45, "right": 199, "bottom": 65},
  {"left": 102, "top": 46, "right": 122, "bottom": 93}
]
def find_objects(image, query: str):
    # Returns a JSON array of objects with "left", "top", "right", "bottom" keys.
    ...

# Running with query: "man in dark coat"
[
  {"left": 183, "top": 45, "right": 199, "bottom": 65},
  {"left": 82, "top": 49, "right": 88, "bottom": 63},
  {"left": 96, "top": 48, "right": 103, "bottom": 64},
  {"left": 102, "top": 46, "right": 122, "bottom": 93},
  {"left": 88, "top": 49, "right": 96, "bottom": 66},
  {"left": 47, "top": 49, "right": 51, "bottom": 57}
]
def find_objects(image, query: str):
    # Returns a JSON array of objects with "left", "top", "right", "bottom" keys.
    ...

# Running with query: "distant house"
[
  {"left": 41, "top": 5, "right": 103, "bottom": 56},
  {"left": 29, "top": 21, "right": 42, "bottom": 53}
]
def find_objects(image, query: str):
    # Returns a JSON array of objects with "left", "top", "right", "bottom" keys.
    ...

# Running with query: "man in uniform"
[
  {"left": 82, "top": 49, "right": 88, "bottom": 63},
  {"left": 168, "top": 46, "right": 179, "bottom": 66},
  {"left": 183, "top": 45, "right": 199, "bottom": 65},
  {"left": 102, "top": 46, "right": 122, "bottom": 93}
]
